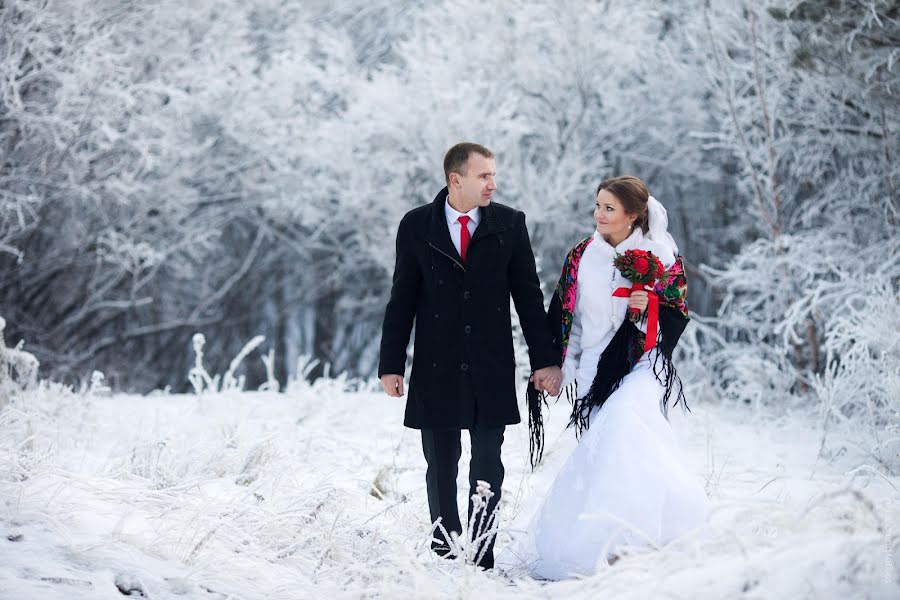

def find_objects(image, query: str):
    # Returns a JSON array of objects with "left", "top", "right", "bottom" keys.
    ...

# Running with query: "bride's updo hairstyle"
[{"left": 596, "top": 176, "right": 650, "bottom": 234}]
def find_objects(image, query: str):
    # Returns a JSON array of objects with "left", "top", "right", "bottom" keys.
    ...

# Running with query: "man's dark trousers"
[{"left": 420, "top": 376, "right": 505, "bottom": 570}]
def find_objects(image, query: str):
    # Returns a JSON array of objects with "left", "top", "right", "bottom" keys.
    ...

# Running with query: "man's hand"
[
  {"left": 533, "top": 365, "right": 562, "bottom": 396},
  {"left": 380, "top": 374, "right": 405, "bottom": 397}
]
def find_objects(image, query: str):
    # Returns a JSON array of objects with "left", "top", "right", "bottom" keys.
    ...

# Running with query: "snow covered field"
[{"left": 1, "top": 379, "right": 897, "bottom": 599}]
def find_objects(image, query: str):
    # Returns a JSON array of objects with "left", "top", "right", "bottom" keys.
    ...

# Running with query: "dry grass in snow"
[{"left": 0, "top": 378, "right": 897, "bottom": 599}]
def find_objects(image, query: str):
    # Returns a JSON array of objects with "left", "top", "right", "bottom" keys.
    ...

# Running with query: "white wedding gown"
[{"left": 496, "top": 229, "right": 709, "bottom": 580}]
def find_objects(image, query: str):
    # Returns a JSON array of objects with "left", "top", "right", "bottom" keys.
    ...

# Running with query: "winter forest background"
[{"left": 3, "top": 0, "right": 897, "bottom": 459}]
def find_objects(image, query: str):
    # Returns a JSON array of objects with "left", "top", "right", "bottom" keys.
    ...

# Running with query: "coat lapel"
[
  {"left": 424, "top": 187, "right": 463, "bottom": 263},
  {"left": 470, "top": 202, "right": 507, "bottom": 245}
]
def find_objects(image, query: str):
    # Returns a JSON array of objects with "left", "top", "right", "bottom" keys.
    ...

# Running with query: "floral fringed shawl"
[{"left": 527, "top": 237, "right": 690, "bottom": 469}]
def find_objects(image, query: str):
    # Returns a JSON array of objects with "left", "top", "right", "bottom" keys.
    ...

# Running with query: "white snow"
[{"left": 1, "top": 381, "right": 897, "bottom": 599}]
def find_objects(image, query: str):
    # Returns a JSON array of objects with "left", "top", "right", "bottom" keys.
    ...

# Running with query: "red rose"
[
  {"left": 655, "top": 259, "right": 664, "bottom": 273},
  {"left": 634, "top": 257, "right": 650, "bottom": 274}
]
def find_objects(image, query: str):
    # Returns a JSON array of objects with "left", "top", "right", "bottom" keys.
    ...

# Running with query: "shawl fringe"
[
  {"left": 569, "top": 305, "right": 689, "bottom": 437},
  {"left": 527, "top": 376, "right": 576, "bottom": 470},
  {"left": 526, "top": 378, "right": 546, "bottom": 469}
]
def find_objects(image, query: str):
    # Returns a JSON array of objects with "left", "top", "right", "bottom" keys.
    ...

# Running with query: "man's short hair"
[{"left": 443, "top": 143, "right": 494, "bottom": 185}]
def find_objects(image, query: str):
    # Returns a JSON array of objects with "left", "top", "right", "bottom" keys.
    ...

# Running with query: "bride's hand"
[
  {"left": 628, "top": 290, "right": 649, "bottom": 312},
  {"left": 533, "top": 366, "right": 562, "bottom": 396}
]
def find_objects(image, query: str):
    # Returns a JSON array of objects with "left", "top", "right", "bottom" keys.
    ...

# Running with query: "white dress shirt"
[
  {"left": 444, "top": 199, "right": 480, "bottom": 257},
  {"left": 561, "top": 227, "right": 676, "bottom": 390}
]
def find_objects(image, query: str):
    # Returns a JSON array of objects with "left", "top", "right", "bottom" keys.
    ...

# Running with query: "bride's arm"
[
  {"left": 633, "top": 249, "right": 686, "bottom": 344},
  {"left": 632, "top": 242, "right": 677, "bottom": 338},
  {"left": 632, "top": 306, "right": 662, "bottom": 350},
  {"left": 560, "top": 308, "right": 582, "bottom": 389}
]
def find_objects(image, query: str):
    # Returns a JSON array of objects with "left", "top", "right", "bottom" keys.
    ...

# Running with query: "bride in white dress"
[{"left": 497, "top": 176, "right": 709, "bottom": 580}]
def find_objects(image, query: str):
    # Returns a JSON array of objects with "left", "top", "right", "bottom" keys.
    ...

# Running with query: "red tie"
[{"left": 458, "top": 215, "right": 471, "bottom": 262}]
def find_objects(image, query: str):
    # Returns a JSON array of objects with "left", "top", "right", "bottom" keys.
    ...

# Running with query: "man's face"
[{"left": 451, "top": 153, "right": 496, "bottom": 208}]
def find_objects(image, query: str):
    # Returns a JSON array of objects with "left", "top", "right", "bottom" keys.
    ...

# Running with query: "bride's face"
[{"left": 594, "top": 189, "right": 636, "bottom": 238}]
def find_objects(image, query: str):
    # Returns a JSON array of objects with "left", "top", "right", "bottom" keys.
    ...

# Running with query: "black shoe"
[{"left": 431, "top": 544, "right": 456, "bottom": 559}]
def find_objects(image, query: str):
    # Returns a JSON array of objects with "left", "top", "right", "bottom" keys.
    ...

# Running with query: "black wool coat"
[{"left": 378, "top": 187, "right": 558, "bottom": 429}]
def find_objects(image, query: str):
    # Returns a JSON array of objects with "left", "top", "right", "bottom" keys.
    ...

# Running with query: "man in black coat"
[{"left": 378, "top": 143, "right": 562, "bottom": 569}]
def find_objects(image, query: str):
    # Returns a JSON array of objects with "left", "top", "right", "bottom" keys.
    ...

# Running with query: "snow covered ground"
[{"left": 1, "top": 378, "right": 897, "bottom": 599}]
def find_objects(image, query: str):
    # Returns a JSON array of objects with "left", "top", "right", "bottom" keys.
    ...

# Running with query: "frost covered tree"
[
  {"left": 679, "top": 0, "right": 899, "bottom": 468},
  {"left": 0, "top": 0, "right": 363, "bottom": 387}
]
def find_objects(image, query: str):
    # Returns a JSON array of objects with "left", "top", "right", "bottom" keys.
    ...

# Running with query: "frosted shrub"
[
  {"left": 221, "top": 335, "right": 265, "bottom": 392},
  {"left": 285, "top": 354, "right": 350, "bottom": 394},
  {"left": 88, "top": 371, "right": 111, "bottom": 396},
  {"left": 426, "top": 480, "right": 501, "bottom": 568},
  {"left": 188, "top": 333, "right": 268, "bottom": 394},
  {"left": 259, "top": 349, "right": 279, "bottom": 392},
  {"left": 188, "top": 334, "right": 218, "bottom": 394},
  {"left": 0, "top": 316, "right": 39, "bottom": 403},
  {"left": 693, "top": 231, "right": 900, "bottom": 469},
  {"left": 465, "top": 480, "right": 501, "bottom": 567},
  {"left": 809, "top": 261, "right": 900, "bottom": 468}
]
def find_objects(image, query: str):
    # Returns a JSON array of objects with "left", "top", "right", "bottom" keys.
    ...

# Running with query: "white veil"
[{"left": 646, "top": 195, "right": 678, "bottom": 258}]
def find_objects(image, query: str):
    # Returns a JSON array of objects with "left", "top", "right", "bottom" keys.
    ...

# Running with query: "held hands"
[
  {"left": 380, "top": 374, "right": 404, "bottom": 397},
  {"left": 532, "top": 365, "right": 563, "bottom": 396}
]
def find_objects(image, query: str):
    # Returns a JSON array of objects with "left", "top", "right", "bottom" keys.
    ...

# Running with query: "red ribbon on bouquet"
[{"left": 612, "top": 282, "right": 659, "bottom": 352}]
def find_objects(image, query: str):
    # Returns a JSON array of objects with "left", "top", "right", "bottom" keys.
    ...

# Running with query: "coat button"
[
  {"left": 438, "top": 279, "right": 444, "bottom": 286},
  {"left": 432, "top": 362, "right": 438, "bottom": 368},
  {"left": 464, "top": 325, "right": 471, "bottom": 334},
  {"left": 496, "top": 306, "right": 501, "bottom": 312},
  {"left": 460, "top": 363, "right": 469, "bottom": 372},
  {"left": 434, "top": 313, "right": 439, "bottom": 319},
  {"left": 463, "top": 290, "right": 471, "bottom": 300}
]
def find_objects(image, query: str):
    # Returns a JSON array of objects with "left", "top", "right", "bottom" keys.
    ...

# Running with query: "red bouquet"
[
  {"left": 613, "top": 249, "right": 665, "bottom": 321},
  {"left": 612, "top": 249, "right": 666, "bottom": 352}
]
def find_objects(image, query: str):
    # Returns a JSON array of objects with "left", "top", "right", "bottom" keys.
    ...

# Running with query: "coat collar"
[{"left": 425, "top": 187, "right": 507, "bottom": 259}]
